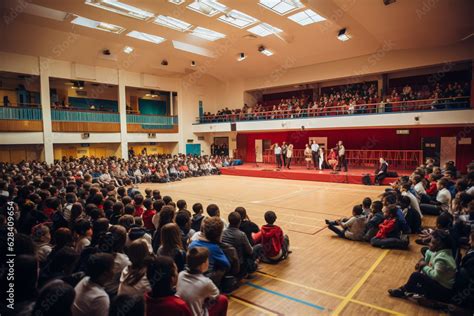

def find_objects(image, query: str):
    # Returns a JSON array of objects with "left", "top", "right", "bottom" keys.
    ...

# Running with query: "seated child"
[
  {"left": 177, "top": 247, "right": 228, "bottom": 316},
  {"left": 362, "top": 197, "right": 372, "bottom": 216},
  {"left": 326, "top": 205, "right": 367, "bottom": 241},
  {"left": 400, "top": 195, "right": 422, "bottom": 234},
  {"left": 253, "top": 211, "right": 290, "bottom": 263},
  {"left": 363, "top": 201, "right": 385, "bottom": 241},
  {"left": 371, "top": 205, "right": 409, "bottom": 249}
]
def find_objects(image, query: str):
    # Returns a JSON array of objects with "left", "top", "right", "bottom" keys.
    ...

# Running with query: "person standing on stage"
[
  {"left": 318, "top": 147, "right": 325, "bottom": 170},
  {"left": 272, "top": 143, "right": 282, "bottom": 169},
  {"left": 337, "top": 140, "right": 347, "bottom": 172},
  {"left": 375, "top": 157, "right": 388, "bottom": 185},
  {"left": 311, "top": 140, "right": 319, "bottom": 170},
  {"left": 281, "top": 142, "right": 288, "bottom": 168},
  {"left": 286, "top": 144, "right": 294, "bottom": 169},
  {"left": 304, "top": 144, "right": 312, "bottom": 169}
]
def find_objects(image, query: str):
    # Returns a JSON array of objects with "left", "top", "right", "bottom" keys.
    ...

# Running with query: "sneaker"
[{"left": 388, "top": 288, "right": 407, "bottom": 298}]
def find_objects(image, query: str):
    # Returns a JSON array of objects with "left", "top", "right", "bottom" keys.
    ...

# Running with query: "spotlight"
[
  {"left": 123, "top": 46, "right": 134, "bottom": 54},
  {"left": 337, "top": 28, "right": 351, "bottom": 41},
  {"left": 191, "top": 61, "right": 196, "bottom": 67},
  {"left": 237, "top": 52, "right": 246, "bottom": 61},
  {"left": 161, "top": 59, "right": 168, "bottom": 66},
  {"left": 258, "top": 45, "right": 273, "bottom": 56},
  {"left": 102, "top": 49, "right": 111, "bottom": 55}
]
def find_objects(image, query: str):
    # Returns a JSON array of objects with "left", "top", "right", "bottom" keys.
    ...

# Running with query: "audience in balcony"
[{"left": 200, "top": 80, "right": 471, "bottom": 123}]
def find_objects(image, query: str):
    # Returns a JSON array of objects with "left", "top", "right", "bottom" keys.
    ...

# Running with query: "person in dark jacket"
[
  {"left": 191, "top": 203, "right": 205, "bottom": 232},
  {"left": 234, "top": 207, "right": 259, "bottom": 245},
  {"left": 364, "top": 201, "right": 385, "bottom": 241},
  {"left": 375, "top": 158, "right": 388, "bottom": 185}
]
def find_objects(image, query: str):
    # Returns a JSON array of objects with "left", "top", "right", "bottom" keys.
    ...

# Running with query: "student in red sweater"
[
  {"left": 133, "top": 194, "right": 145, "bottom": 217},
  {"left": 253, "top": 211, "right": 290, "bottom": 263},
  {"left": 370, "top": 205, "right": 408, "bottom": 249},
  {"left": 145, "top": 256, "right": 192, "bottom": 316},
  {"left": 142, "top": 198, "right": 156, "bottom": 232}
]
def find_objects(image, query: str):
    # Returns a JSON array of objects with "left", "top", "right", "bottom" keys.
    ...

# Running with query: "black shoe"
[{"left": 388, "top": 288, "right": 407, "bottom": 298}]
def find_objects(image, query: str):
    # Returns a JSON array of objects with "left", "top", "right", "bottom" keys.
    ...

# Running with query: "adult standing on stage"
[
  {"left": 337, "top": 140, "right": 347, "bottom": 172},
  {"left": 286, "top": 144, "right": 294, "bottom": 169},
  {"left": 311, "top": 140, "right": 319, "bottom": 170},
  {"left": 281, "top": 142, "right": 288, "bottom": 168},
  {"left": 375, "top": 157, "right": 388, "bottom": 185},
  {"left": 318, "top": 147, "right": 325, "bottom": 170},
  {"left": 272, "top": 143, "right": 282, "bottom": 169}
]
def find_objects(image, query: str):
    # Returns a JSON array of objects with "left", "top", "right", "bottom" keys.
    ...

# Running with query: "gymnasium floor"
[{"left": 138, "top": 175, "right": 438, "bottom": 316}]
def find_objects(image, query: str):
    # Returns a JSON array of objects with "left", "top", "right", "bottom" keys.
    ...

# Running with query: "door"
[
  {"left": 421, "top": 137, "right": 441, "bottom": 166},
  {"left": 440, "top": 137, "right": 456, "bottom": 167},
  {"left": 186, "top": 144, "right": 201, "bottom": 155},
  {"left": 255, "top": 139, "right": 263, "bottom": 163}
]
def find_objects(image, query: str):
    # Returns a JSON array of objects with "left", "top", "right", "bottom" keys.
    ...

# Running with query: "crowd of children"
[
  {"left": 0, "top": 161, "right": 291, "bottom": 316},
  {"left": 326, "top": 160, "right": 474, "bottom": 311}
]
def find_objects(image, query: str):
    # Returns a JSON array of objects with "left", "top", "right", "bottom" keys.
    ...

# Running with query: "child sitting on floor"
[
  {"left": 371, "top": 205, "right": 409, "bottom": 249},
  {"left": 253, "top": 211, "right": 290, "bottom": 263},
  {"left": 364, "top": 201, "right": 385, "bottom": 242},
  {"left": 326, "top": 205, "right": 367, "bottom": 241}
]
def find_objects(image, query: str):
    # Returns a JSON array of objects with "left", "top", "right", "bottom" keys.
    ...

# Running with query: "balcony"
[
  {"left": 0, "top": 105, "right": 43, "bottom": 132},
  {"left": 127, "top": 114, "right": 178, "bottom": 133},
  {"left": 51, "top": 108, "right": 120, "bottom": 132}
]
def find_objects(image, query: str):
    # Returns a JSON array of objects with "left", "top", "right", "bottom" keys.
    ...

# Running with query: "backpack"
[{"left": 362, "top": 174, "right": 372, "bottom": 185}]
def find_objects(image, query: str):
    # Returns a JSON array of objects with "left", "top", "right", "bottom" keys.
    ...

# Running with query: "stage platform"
[{"left": 221, "top": 164, "right": 410, "bottom": 185}]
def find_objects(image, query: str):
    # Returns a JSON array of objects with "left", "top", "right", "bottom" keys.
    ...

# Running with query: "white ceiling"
[{"left": 0, "top": 0, "right": 473, "bottom": 81}]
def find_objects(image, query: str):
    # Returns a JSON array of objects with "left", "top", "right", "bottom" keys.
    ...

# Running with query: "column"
[
  {"left": 39, "top": 57, "right": 54, "bottom": 164},
  {"left": 176, "top": 88, "right": 186, "bottom": 154},
  {"left": 118, "top": 70, "right": 129, "bottom": 160}
]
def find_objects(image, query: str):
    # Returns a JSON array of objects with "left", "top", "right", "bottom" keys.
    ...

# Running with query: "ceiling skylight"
[
  {"left": 288, "top": 9, "right": 326, "bottom": 25},
  {"left": 259, "top": 0, "right": 304, "bottom": 15},
  {"left": 126, "top": 31, "right": 166, "bottom": 44},
  {"left": 191, "top": 27, "right": 226, "bottom": 41},
  {"left": 172, "top": 41, "right": 215, "bottom": 57},
  {"left": 168, "top": 0, "right": 186, "bottom": 4},
  {"left": 23, "top": 3, "right": 68, "bottom": 21},
  {"left": 71, "top": 16, "right": 125, "bottom": 34},
  {"left": 85, "top": 0, "right": 154, "bottom": 21},
  {"left": 218, "top": 10, "right": 258, "bottom": 29},
  {"left": 154, "top": 15, "right": 192, "bottom": 32},
  {"left": 186, "top": 0, "right": 227, "bottom": 17},
  {"left": 247, "top": 23, "right": 283, "bottom": 37}
]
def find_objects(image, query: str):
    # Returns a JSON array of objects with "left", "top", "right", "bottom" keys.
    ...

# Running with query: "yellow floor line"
[
  {"left": 332, "top": 249, "right": 390, "bottom": 315},
  {"left": 350, "top": 299, "right": 405, "bottom": 316},
  {"left": 229, "top": 296, "right": 279, "bottom": 316}
]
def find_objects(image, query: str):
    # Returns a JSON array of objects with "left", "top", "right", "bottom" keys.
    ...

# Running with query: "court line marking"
[
  {"left": 255, "top": 270, "right": 405, "bottom": 316},
  {"left": 229, "top": 296, "right": 281, "bottom": 316},
  {"left": 332, "top": 249, "right": 390, "bottom": 315},
  {"left": 245, "top": 282, "right": 326, "bottom": 311}
]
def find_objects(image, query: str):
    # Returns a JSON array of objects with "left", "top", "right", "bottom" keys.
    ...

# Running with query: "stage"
[{"left": 221, "top": 163, "right": 410, "bottom": 185}]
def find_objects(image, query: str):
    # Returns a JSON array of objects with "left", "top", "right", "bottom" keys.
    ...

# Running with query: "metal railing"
[
  {"left": 196, "top": 96, "right": 470, "bottom": 124},
  {"left": 127, "top": 114, "right": 178, "bottom": 126},
  {"left": 0, "top": 106, "right": 42, "bottom": 120}
]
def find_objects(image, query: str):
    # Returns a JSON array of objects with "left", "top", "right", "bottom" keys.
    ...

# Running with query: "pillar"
[
  {"left": 118, "top": 70, "right": 129, "bottom": 160},
  {"left": 39, "top": 57, "right": 54, "bottom": 164}
]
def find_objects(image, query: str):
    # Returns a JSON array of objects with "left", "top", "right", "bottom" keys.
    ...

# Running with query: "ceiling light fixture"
[
  {"left": 337, "top": 28, "right": 351, "bottom": 41},
  {"left": 191, "top": 61, "right": 196, "bottom": 66},
  {"left": 71, "top": 15, "right": 125, "bottom": 34},
  {"left": 237, "top": 52, "right": 246, "bottom": 61},
  {"left": 259, "top": 0, "right": 304, "bottom": 15},
  {"left": 191, "top": 26, "right": 226, "bottom": 41},
  {"left": 258, "top": 45, "right": 273, "bottom": 56},
  {"left": 154, "top": 15, "right": 192, "bottom": 32},
  {"left": 123, "top": 46, "right": 134, "bottom": 54},
  {"left": 288, "top": 9, "right": 326, "bottom": 26},
  {"left": 126, "top": 30, "right": 166, "bottom": 44},
  {"left": 186, "top": 0, "right": 227, "bottom": 17},
  {"left": 85, "top": 0, "right": 154, "bottom": 20},
  {"left": 168, "top": 0, "right": 186, "bottom": 4}
]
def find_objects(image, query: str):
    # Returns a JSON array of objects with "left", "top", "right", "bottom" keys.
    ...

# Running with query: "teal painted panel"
[
  {"left": 68, "top": 97, "right": 118, "bottom": 112},
  {"left": 51, "top": 109, "right": 119, "bottom": 122},
  {"left": 0, "top": 107, "right": 42, "bottom": 120},
  {"left": 138, "top": 99, "right": 167, "bottom": 115},
  {"left": 186, "top": 144, "right": 201, "bottom": 155}
]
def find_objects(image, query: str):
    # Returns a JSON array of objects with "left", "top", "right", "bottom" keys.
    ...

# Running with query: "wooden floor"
[{"left": 138, "top": 175, "right": 438, "bottom": 316}]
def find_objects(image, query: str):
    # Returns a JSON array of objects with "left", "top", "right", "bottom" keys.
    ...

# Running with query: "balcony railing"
[
  {"left": 0, "top": 105, "right": 42, "bottom": 120},
  {"left": 52, "top": 109, "right": 120, "bottom": 123},
  {"left": 196, "top": 96, "right": 470, "bottom": 124},
  {"left": 127, "top": 114, "right": 178, "bottom": 129}
]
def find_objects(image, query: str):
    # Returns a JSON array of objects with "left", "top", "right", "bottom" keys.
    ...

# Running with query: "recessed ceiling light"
[
  {"left": 259, "top": 0, "right": 304, "bottom": 15},
  {"left": 154, "top": 15, "right": 192, "bottom": 32},
  {"left": 247, "top": 23, "right": 283, "bottom": 37},
  {"left": 123, "top": 46, "right": 134, "bottom": 54},
  {"left": 191, "top": 26, "right": 226, "bottom": 41},
  {"left": 71, "top": 16, "right": 125, "bottom": 34},
  {"left": 126, "top": 31, "right": 166, "bottom": 44},
  {"left": 288, "top": 9, "right": 326, "bottom": 26},
  {"left": 186, "top": 0, "right": 227, "bottom": 17},
  {"left": 218, "top": 10, "right": 258, "bottom": 29},
  {"left": 258, "top": 46, "right": 273, "bottom": 56},
  {"left": 168, "top": 0, "right": 186, "bottom": 4},
  {"left": 85, "top": 0, "right": 154, "bottom": 21},
  {"left": 191, "top": 61, "right": 196, "bottom": 66},
  {"left": 337, "top": 28, "right": 351, "bottom": 41},
  {"left": 237, "top": 52, "right": 246, "bottom": 61}
]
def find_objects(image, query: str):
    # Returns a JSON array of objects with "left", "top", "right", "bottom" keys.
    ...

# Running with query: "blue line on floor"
[{"left": 244, "top": 282, "right": 325, "bottom": 311}]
